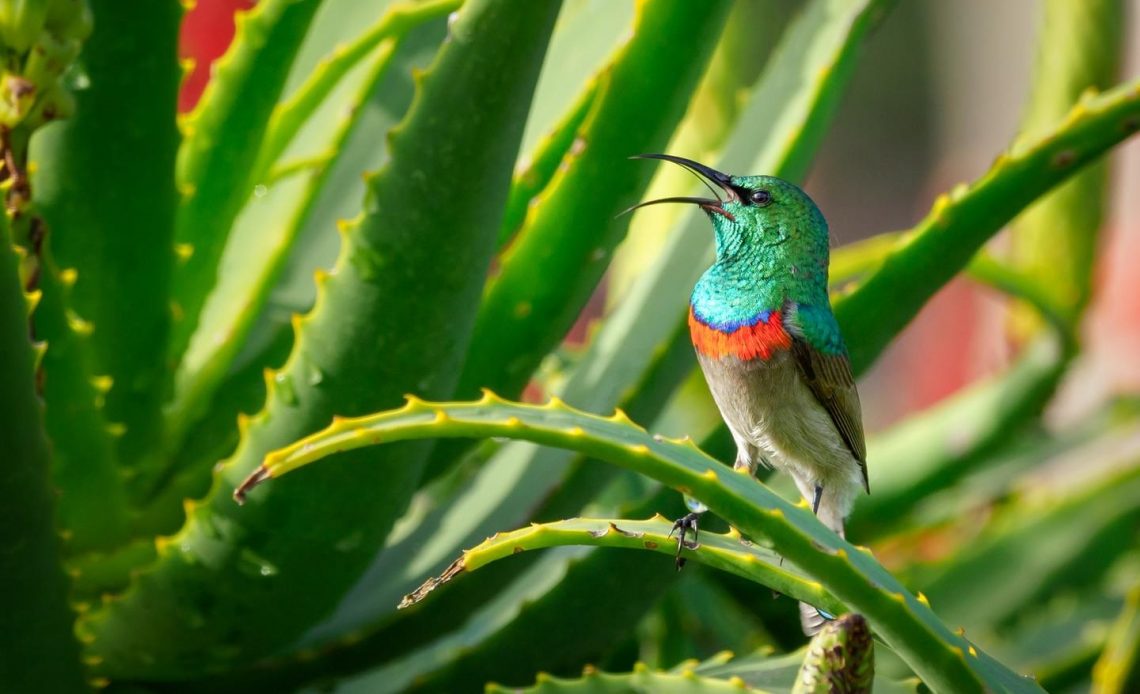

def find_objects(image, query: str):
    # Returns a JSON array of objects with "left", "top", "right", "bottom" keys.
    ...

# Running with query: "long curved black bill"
[
  {"left": 630, "top": 153, "right": 734, "bottom": 188},
  {"left": 616, "top": 195, "right": 727, "bottom": 218},
  {"left": 620, "top": 154, "right": 738, "bottom": 220}
]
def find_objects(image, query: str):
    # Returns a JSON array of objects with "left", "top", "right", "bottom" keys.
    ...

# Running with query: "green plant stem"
[
  {"left": 1008, "top": 0, "right": 1121, "bottom": 339},
  {"left": 836, "top": 77, "right": 1140, "bottom": 374},
  {"left": 400, "top": 517, "right": 843, "bottom": 618}
]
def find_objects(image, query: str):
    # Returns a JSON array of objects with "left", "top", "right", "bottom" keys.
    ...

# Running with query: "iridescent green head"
[
  {"left": 627, "top": 154, "right": 831, "bottom": 310},
  {"left": 627, "top": 154, "right": 829, "bottom": 270}
]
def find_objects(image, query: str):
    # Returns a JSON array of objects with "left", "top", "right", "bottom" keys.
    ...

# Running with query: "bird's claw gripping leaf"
[{"left": 669, "top": 511, "right": 702, "bottom": 570}]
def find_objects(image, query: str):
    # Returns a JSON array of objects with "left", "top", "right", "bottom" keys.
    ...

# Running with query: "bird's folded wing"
[{"left": 791, "top": 336, "right": 869, "bottom": 492}]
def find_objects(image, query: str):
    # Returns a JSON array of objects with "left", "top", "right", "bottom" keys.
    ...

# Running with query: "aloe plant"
[{"left": 4, "top": 0, "right": 1140, "bottom": 691}]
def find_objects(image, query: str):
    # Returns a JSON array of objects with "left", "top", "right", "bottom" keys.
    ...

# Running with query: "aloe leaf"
[
  {"left": 998, "top": 586, "right": 1122, "bottom": 691},
  {"left": 31, "top": 243, "right": 131, "bottom": 552},
  {"left": 138, "top": 323, "right": 294, "bottom": 539},
  {"left": 485, "top": 665, "right": 775, "bottom": 694},
  {"left": 835, "top": 77, "right": 1140, "bottom": 374},
  {"left": 252, "top": 0, "right": 461, "bottom": 181},
  {"left": 252, "top": 19, "right": 445, "bottom": 337},
  {"left": 183, "top": 547, "right": 605, "bottom": 692},
  {"left": 350, "top": 497, "right": 818, "bottom": 690},
  {"left": 488, "top": 644, "right": 914, "bottom": 694},
  {"left": 655, "top": 573, "right": 781, "bottom": 664},
  {"left": 248, "top": 486, "right": 681, "bottom": 691},
  {"left": 849, "top": 335, "right": 1066, "bottom": 536},
  {"left": 497, "top": 77, "right": 600, "bottom": 249},
  {"left": 1092, "top": 584, "right": 1140, "bottom": 694},
  {"left": 164, "top": 12, "right": 449, "bottom": 478},
  {"left": 81, "top": 0, "right": 560, "bottom": 678},
  {"left": 453, "top": 0, "right": 732, "bottom": 405},
  {"left": 401, "top": 516, "right": 843, "bottom": 619},
  {"left": 515, "top": 0, "right": 635, "bottom": 160},
  {"left": 0, "top": 236, "right": 86, "bottom": 691},
  {"left": 163, "top": 24, "right": 403, "bottom": 464},
  {"left": 196, "top": 533, "right": 672, "bottom": 693},
  {"left": 65, "top": 538, "right": 156, "bottom": 603},
  {"left": 387, "top": 522, "right": 679, "bottom": 692},
  {"left": 245, "top": 397, "right": 1045, "bottom": 693},
  {"left": 916, "top": 400, "right": 1140, "bottom": 535},
  {"left": 1007, "top": 0, "right": 1121, "bottom": 339},
  {"left": 424, "top": 0, "right": 734, "bottom": 480},
  {"left": 30, "top": 0, "right": 182, "bottom": 479},
  {"left": 169, "top": 0, "right": 323, "bottom": 365},
  {"left": 829, "top": 232, "right": 901, "bottom": 287},
  {"left": 910, "top": 454, "right": 1140, "bottom": 634},
  {"left": 835, "top": 239, "right": 1085, "bottom": 533}
]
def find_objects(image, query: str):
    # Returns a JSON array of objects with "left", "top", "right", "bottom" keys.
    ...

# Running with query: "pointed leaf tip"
[
  {"left": 233, "top": 466, "right": 271, "bottom": 505},
  {"left": 399, "top": 555, "right": 465, "bottom": 608}
]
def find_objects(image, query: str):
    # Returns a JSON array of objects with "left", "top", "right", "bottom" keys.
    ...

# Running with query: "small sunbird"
[{"left": 628, "top": 154, "right": 869, "bottom": 634}]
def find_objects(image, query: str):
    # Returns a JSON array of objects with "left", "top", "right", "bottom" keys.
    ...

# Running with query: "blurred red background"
[{"left": 179, "top": 0, "right": 254, "bottom": 113}]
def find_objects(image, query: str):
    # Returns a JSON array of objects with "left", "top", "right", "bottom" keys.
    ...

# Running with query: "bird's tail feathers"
[
  {"left": 800, "top": 601, "right": 830, "bottom": 636},
  {"left": 800, "top": 502, "right": 845, "bottom": 636}
]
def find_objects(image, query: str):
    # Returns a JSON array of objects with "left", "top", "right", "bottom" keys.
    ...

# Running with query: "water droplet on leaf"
[
  {"left": 239, "top": 548, "right": 278, "bottom": 578},
  {"left": 275, "top": 372, "right": 297, "bottom": 405},
  {"left": 304, "top": 361, "right": 325, "bottom": 387}
]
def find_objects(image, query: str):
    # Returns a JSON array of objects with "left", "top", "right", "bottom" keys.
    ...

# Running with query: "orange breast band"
[{"left": 688, "top": 307, "right": 792, "bottom": 361}]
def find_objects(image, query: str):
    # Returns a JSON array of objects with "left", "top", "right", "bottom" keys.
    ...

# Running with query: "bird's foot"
[{"left": 669, "top": 512, "right": 702, "bottom": 570}]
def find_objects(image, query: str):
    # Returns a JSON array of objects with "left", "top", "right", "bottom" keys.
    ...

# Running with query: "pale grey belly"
[{"left": 696, "top": 350, "right": 863, "bottom": 522}]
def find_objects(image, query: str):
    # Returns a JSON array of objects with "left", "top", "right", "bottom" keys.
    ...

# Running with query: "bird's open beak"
[{"left": 617, "top": 154, "right": 737, "bottom": 220}]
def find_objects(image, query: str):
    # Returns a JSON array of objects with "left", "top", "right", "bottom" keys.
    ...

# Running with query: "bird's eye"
[{"left": 750, "top": 189, "right": 772, "bottom": 206}]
